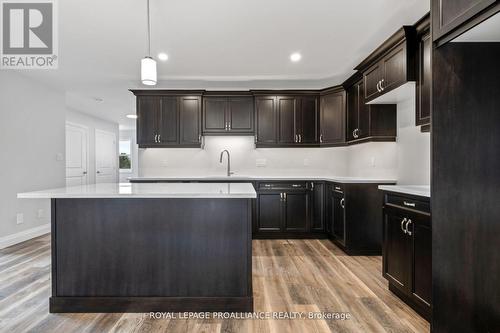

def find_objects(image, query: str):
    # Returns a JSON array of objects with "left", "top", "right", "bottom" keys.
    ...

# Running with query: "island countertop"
[
  {"left": 378, "top": 185, "right": 430, "bottom": 198},
  {"left": 17, "top": 182, "right": 257, "bottom": 199}
]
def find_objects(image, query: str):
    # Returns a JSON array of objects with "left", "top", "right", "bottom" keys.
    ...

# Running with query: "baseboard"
[{"left": 0, "top": 223, "right": 50, "bottom": 249}]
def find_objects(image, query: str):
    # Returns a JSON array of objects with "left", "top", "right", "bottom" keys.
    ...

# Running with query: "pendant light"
[{"left": 141, "top": 0, "right": 157, "bottom": 85}]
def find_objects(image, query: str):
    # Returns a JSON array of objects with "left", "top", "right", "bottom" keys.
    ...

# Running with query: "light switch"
[
  {"left": 371, "top": 157, "right": 376, "bottom": 167},
  {"left": 37, "top": 209, "right": 45, "bottom": 219},
  {"left": 16, "top": 213, "right": 24, "bottom": 224}
]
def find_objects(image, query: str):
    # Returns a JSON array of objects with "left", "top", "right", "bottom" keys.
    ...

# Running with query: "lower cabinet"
[
  {"left": 382, "top": 192, "right": 432, "bottom": 321},
  {"left": 254, "top": 181, "right": 317, "bottom": 238},
  {"left": 326, "top": 183, "right": 387, "bottom": 255}
]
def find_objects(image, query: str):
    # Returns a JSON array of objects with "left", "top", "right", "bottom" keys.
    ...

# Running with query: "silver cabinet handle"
[
  {"left": 228, "top": 121, "right": 231, "bottom": 130},
  {"left": 310, "top": 182, "right": 314, "bottom": 190},
  {"left": 225, "top": 122, "right": 228, "bottom": 131},
  {"left": 284, "top": 193, "right": 287, "bottom": 201},
  {"left": 83, "top": 171, "right": 87, "bottom": 175},
  {"left": 295, "top": 134, "right": 298, "bottom": 143},
  {"left": 376, "top": 81, "right": 380, "bottom": 92},
  {"left": 96, "top": 171, "right": 101, "bottom": 174},
  {"left": 158, "top": 134, "right": 161, "bottom": 142},
  {"left": 198, "top": 134, "right": 201, "bottom": 142},
  {"left": 280, "top": 193, "right": 283, "bottom": 199},
  {"left": 335, "top": 186, "right": 341, "bottom": 191},
  {"left": 403, "top": 201, "right": 416, "bottom": 207},
  {"left": 401, "top": 218, "right": 407, "bottom": 234},
  {"left": 320, "top": 134, "right": 323, "bottom": 143},
  {"left": 292, "top": 184, "right": 300, "bottom": 187},
  {"left": 381, "top": 79, "right": 385, "bottom": 91},
  {"left": 154, "top": 134, "right": 157, "bottom": 143},
  {"left": 405, "top": 219, "right": 412, "bottom": 236},
  {"left": 299, "top": 134, "right": 302, "bottom": 143},
  {"left": 340, "top": 198, "right": 345, "bottom": 209}
]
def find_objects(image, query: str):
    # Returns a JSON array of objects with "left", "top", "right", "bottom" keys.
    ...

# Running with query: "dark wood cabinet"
[
  {"left": 310, "top": 182, "right": 325, "bottom": 232},
  {"left": 330, "top": 187, "right": 346, "bottom": 245},
  {"left": 356, "top": 27, "right": 417, "bottom": 104},
  {"left": 254, "top": 182, "right": 311, "bottom": 237},
  {"left": 416, "top": 16, "right": 431, "bottom": 127},
  {"left": 345, "top": 78, "right": 397, "bottom": 143},
  {"left": 255, "top": 93, "right": 318, "bottom": 147},
  {"left": 131, "top": 91, "right": 203, "bottom": 148},
  {"left": 203, "top": 96, "right": 254, "bottom": 135},
  {"left": 319, "top": 88, "right": 345, "bottom": 145},
  {"left": 382, "top": 192, "right": 431, "bottom": 321},
  {"left": 432, "top": 0, "right": 499, "bottom": 44}
]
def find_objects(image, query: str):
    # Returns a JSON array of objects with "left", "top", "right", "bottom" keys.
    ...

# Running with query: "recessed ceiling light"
[
  {"left": 158, "top": 53, "right": 169, "bottom": 61},
  {"left": 290, "top": 52, "right": 302, "bottom": 62},
  {"left": 126, "top": 114, "right": 138, "bottom": 119}
]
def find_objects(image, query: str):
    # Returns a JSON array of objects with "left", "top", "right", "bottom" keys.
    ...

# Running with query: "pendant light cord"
[{"left": 147, "top": 0, "right": 151, "bottom": 57}]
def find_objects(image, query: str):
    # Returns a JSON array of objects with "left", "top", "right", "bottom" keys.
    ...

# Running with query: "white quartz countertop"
[
  {"left": 129, "top": 175, "right": 397, "bottom": 184},
  {"left": 17, "top": 183, "right": 257, "bottom": 199},
  {"left": 378, "top": 185, "right": 430, "bottom": 198}
]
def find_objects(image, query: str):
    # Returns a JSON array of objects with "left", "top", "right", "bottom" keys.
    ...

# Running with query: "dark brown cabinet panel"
[
  {"left": 203, "top": 97, "right": 254, "bottom": 135},
  {"left": 203, "top": 98, "right": 227, "bottom": 133},
  {"left": 257, "top": 192, "right": 282, "bottom": 232},
  {"left": 298, "top": 96, "right": 318, "bottom": 144},
  {"left": 382, "top": 192, "right": 431, "bottom": 320},
  {"left": 159, "top": 97, "right": 179, "bottom": 144},
  {"left": 284, "top": 192, "right": 308, "bottom": 232},
  {"left": 381, "top": 43, "right": 407, "bottom": 92},
  {"left": 137, "top": 96, "right": 159, "bottom": 146},
  {"left": 331, "top": 190, "right": 346, "bottom": 245},
  {"left": 416, "top": 31, "right": 431, "bottom": 127},
  {"left": 227, "top": 97, "right": 254, "bottom": 133},
  {"left": 432, "top": 0, "right": 498, "bottom": 43},
  {"left": 363, "top": 63, "right": 382, "bottom": 102},
  {"left": 255, "top": 97, "right": 277, "bottom": 144},
  {"left": 179, "top": 96, "right": 202, "bottom": 145},
  {"left": 310, "top": 182, "right": 325, "bottom": 232},
  {"left": 320, "top": 89, "right": 345, "bottom": 145},
  {"left": 277, "top": 96, "right": 297, "bottom": 144}
]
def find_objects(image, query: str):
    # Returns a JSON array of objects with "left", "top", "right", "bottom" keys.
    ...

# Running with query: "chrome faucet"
[{"left": 219, "top": 150, "right": 233, "bottom": 177}]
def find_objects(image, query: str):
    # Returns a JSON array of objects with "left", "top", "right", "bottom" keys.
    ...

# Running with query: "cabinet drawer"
[
  {"left": 385, "top": 194, "right": 430, "bottom": 214},
  {"left": 258, "top": 182, "right": 307, "bottom": 191}
]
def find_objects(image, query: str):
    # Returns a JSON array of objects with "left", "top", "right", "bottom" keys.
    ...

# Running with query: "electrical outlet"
[
  {"left": 371, "top": 157, "right": 376, "bottom": 167},
  {"left": 16, "top": 213, "right": 24, "bottom": 224},
  {"left": 37, "top": 209, "right": 45, "bottom": 219},
  {"left": 303, "top": 158, "right": 310, "bottom": 166},
  {"left": 256, "top": 159, "right": 267, "bottom": 167}
]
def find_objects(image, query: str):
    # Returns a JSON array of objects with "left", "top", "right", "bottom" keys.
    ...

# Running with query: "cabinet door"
[
  {"left": 381, "top": 43, "right": 407, "bottom": 93},
  {"left": 277, "top": 96, "right": 297, "bottom": 144},
  {"left": 159, "top": 97, "right": 178, "bottom": 144},
  {"left": 364, "top": 62, "right": 382, "bottom": 101},
  {"left": 257, "top": 192, "right": 282, "bottom": 232},
  {"left": 432, "top": 0, "right": 497, "bottom": 42},
  {"left": 383, "top": 209, "right": 411, "bottom": 291},
  {"left": 137, "top": 96, "right": 159, "bottom": 145},
  {"left": 255, "top": 97, "right": 277, "bottom": 144},
  {"left": 179, "top": 96, "right": 201, "bottom": 145},
  {"left": 311, "top": 182, "right": 325, "bottom": 232},
  {"left": 346, "top": 84, "right": 359, "bottom": 141},
  {"left": 320, "top": 92, "right": 345, "bottom": 144},
  {"left": 284, "top": 191, "right": 308, "bottom": 232},
  {"left": 203, "top": 98, "right": 227, "bottom": 133},
  {"left": 228, "top": 97, "right": 254, "bottom": 133},
  {"left": 299, "top": 96, "right": 318, "bottom": 143},
  {"left": 357, "top": 81, "right": 370, "bottom": 139},
  {"left": 410, "top": 215, "right": 432, "bottom": 307},
  {"left": 416, "top": 32, "right": 431, "bottom": 126},
  {"left": 332, "top": 191, "right": 346, "bottom": 245},
  {"left": 325, "top": 185, "right": 333, "bottom": 235}
]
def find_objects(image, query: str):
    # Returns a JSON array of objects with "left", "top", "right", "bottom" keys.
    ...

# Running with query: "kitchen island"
[{"left": 18, "top": 183, "right": 256, "bottom": 313}]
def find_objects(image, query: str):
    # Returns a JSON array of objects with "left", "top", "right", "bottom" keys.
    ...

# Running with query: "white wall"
[
  {"left": 0, "top": 72, "right": 66, "bottom": 245},
  {"left": 119, "top": 129, "right": 139, "bottom": 182},
  {"left": 395, "top": 98, "right": 431, "bottom": 185},
  {"left": 66, "top": 108, "right": 119, "bottom": 184}
]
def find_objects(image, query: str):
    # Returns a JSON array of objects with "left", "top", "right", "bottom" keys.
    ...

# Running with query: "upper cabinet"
[
  {"left": 415, "top": 14, "right": 431, "bottom": 129},
  {"left": 319, "top": 87, "right": 346, "bottom": 146},
  {"left": 255, "top": 92, "right": 319, "bottom": 147},
  {"left": 131, "top": 90, "right": 203, "bottom": 148},
  {"left": 432, "top": 0, "right": 499, "bottom": 45},
  {"left": 355, "top": 26, "right": 417, "bottom": 104},
  {"left": 344, "top": 76, "right": 397, "bottom": 144},
  {"left": 202, "top": 94, "right": 254, "bottom": 135}
]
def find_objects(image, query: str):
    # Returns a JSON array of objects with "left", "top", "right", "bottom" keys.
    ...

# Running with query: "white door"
[
  {"left": 95, "top": 129, "right": 117, "bottom": 183},
  {"left": 66, "top": 123, "right": 89, "bottom": 186}
]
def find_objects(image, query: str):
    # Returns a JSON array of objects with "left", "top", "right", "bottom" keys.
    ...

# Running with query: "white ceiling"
[{"left": 20, "top": 0, "right": 429, "bottom": 128}]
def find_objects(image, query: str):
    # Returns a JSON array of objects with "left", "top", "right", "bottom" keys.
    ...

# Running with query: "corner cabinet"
[
  {"left": 432, "top": 0, "right": 499, "bottom": 45},
  {"left": 254, "top": 93, "right": 319, "bottom": 147},
  {"left": 345, "top": 77, "right": 397, "bottom": 143},
  {"left": 130, "top": 90, "right": 203, "bottom": 148},
  {"left": 202, "top": 95, "right": 254, "bottom": 135},
  {"left": 382, "top": 191, "right": 432, "bottom": 321},
  {"left": 319, "top": 88, "right": 346, "bottom": 146}
]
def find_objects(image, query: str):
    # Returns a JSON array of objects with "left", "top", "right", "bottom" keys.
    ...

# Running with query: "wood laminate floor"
[{"left": 0, "top": 234, "right": 429, "bottom": 333}]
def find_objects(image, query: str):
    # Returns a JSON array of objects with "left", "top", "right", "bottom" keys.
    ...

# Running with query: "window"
[{"left": 119, "top": 140, "right": 132, "bottom": 171}]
